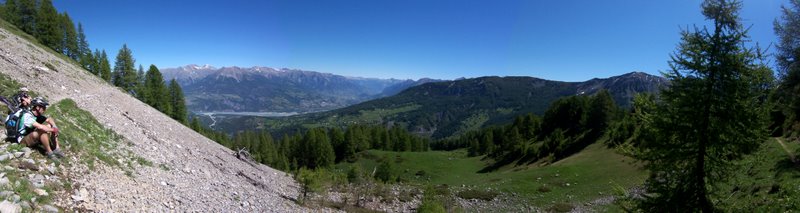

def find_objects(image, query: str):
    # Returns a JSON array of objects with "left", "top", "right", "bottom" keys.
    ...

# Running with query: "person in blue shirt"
[{"left": 18, "top": 97, "right": 63, "bottom": 159}]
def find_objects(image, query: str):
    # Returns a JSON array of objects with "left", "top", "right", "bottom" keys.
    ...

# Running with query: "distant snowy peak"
[
  {"left": 181, "top": 64, "right": 216, "bottom": 71},
  {"left": 251, "top": 66, "right": 279, "bottom": 73}
]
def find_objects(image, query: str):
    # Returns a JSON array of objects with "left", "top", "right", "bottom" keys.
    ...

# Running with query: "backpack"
[{"left": 4, "top": 109, "right": 27, "bottom": 142}]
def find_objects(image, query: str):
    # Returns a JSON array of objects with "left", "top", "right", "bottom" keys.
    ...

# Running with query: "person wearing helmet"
[
  {"left": 19, "top": 97, "right": 63, "bottom": 159},
  {"left": 15, "top": 87, "right": 31, "bottom": 111}
]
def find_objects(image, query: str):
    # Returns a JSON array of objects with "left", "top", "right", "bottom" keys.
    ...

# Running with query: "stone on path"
[
  {"left": 0, "top": 200, "right": 20, "bottom": 213},
  {"left": 41, "top": 204, "right": 58, "bottom": 213}
]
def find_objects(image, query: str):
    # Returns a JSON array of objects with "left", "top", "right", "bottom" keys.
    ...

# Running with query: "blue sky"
[{"left": 54, "top": 0, "right": 785, "bottom": 81}]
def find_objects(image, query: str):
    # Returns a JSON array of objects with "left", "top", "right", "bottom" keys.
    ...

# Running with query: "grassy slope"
[
  {"left": 0, "top": 18, "right": 163, "bottom": 211},
  {"left": 716, "top": 138, "right": 800, "bottom": 211},
  {"left": 341, "top": 142, "right": 648, "bottom": 208},
  {"left": 0, "top": 18, "right": 144, "bottom": 172},
  {"left": 342, "top": 138, "right": 800, "bottom": 211}
]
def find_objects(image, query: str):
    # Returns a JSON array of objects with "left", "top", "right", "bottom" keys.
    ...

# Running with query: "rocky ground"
[
  {"left": 0, "top": 26, "right": 321, "bottom": 211},
  {"left": 0, "top": 143, "right": 61, "bottom": 212}
]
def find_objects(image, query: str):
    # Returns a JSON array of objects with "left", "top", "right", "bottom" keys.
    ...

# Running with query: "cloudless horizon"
[{"left": 54, "top": 0, "right": 785, "bottom": 81}]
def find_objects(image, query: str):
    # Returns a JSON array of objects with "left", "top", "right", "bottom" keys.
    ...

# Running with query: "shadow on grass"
[
  {"left": 773, "top": 158, "right": 800, "bottom": 178},
  {"left": 478, "top": 154, "right": 516, "bottom": 173}
]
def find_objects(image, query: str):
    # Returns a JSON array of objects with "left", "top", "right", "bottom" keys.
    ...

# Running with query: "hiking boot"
[
  {"left": 45, "top": 152, "right": 56, "bottom": 159},
  {"left": 52, "top": 149, "right": 65, "bottom": 158}
]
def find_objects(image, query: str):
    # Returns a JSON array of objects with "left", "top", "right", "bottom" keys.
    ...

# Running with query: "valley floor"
[{"left": 332, "top": 142, "right": 648, "bottom": 212}]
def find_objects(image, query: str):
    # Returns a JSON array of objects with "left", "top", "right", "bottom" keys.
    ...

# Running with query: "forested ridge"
[{"left": 5, "top": 0, "right": 800, "bottom": 212}]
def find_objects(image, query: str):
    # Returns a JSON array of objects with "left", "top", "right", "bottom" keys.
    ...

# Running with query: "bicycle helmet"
[{"left": 32, "top": 97, "right": 49, "bottom": 108}]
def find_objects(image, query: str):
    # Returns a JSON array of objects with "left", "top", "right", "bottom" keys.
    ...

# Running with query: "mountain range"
[
  {"left": 161, "top": 65, "right": 438, "bottom": 113},
  {"left": 209, "top": 71, "right": 668, "bottom": 138}
]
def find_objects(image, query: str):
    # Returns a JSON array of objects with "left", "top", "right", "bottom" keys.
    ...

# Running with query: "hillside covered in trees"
[
  {"left": 2, "top": 0, "right": 189, "bottom": 123},
  {"left": 4, "top": 0, "right": 800, "bottom": 212},
  {"left": 210, "top": 71, "right": 666, "bottom": 139}
]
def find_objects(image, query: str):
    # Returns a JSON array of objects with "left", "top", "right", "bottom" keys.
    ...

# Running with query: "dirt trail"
[{"left": 775, "top": 138, "right": 796, "bottom": 163}]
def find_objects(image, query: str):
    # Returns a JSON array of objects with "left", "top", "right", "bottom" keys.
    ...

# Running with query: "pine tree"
[
  {"left": 635, "top": 0, "right": 772, "bottom": 211},
  {"left": 35, "top": 0, "right": 60, "bottom": 50},
  {"left": 77, "top": 23, "right": 92, "bottom": 70},
  {"left": 3, "top": 0, "right": 19, "bottom": 26},
  {"left": 258, "top": 132, "right": 275, "bottom": 164},
  {"left": 342, "top": 127, "right": 359, "bottom": 161},
  {"left": 584, "top": 90, "right": 615, "bottom": 133},
  {"left": 135, "top": 65, "right": 146, "bottom": 100},
  {"left": 329, "top": 128, "right": 346, "bottom": 162},
  {"left": 189, "top": 116, "right": 203, "bottom": 133},
  {"left": 774, "top": 0, "right": 800, "bottom": 136},
  {"left": 60, "top": 12, "right": 78, "bottom": 60},
  {"left": 113, "top": 44, "right": 138, "bottom": 93},
  {"left": 90, "top": 49, "right": 101, "bottom": 76},
  {"left": 16, "top": 0, "right": 36, "bottom": 35},
  {"left": 144, "top": 65, "right": 170, "bottom": 114},
  {"left": 168, "top": 79, "right": 187, "bottom": 123},
  {"left": 99, "top": 50, "right": 112, "bottom": 82},
  {"left": 298, "top": 128, "right": 334, "bottom": 169}
]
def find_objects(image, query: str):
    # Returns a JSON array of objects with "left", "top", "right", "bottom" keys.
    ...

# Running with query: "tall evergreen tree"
[
  {"left": 113, "top": 44, "right": 138, "bottom": 93},
  {"left": 635, "top": 0, "right": 771, "bottom": 211},
  {"left": 77, "top": 23, "right": 92, "bottom": 69},
  {"left": 35, "top": 0, "right": 59, "bottom": 50},
  {"left": 774, "top": 0, "right": 800, "bottom": 136},
  {"left": 135, "top": 64, "right": 146, "bottom": 100},
  {"left": 189, "top": 116, "right": 205, "bottom": 135},
  {"left": 342, "top": 127, "right": 359, "bottom": 162},
  {"left": 584, "top": 90, "right": 615, "bottom": 130},
  {"left": 60, "top": 12, "right": 78, "bottom": 60},
  {"left": 3, "top": 0, "right": 19, "bottom": 26},
  {"left": 297, "top": 128, "right": 335, "bottom": 169},
  {"left": 99, "top": 50, "right": 112, "bottom": 82},
  {"left": 257, "top": 131, "right": 276, "bottom": 164},
  {"left": 168, "top": 79, "right": 187, "bottom": 123},
  {"left": 16, "top": 0, "right": 36, "bottom": 35},
  {"left": 144, "top": 65, "right": 170, "bottom": 114},
  {"left": 329, "top": 128, "right": 346, "bottom": 162},
  {"left": 90, "top": 49, "right": 101, "bottom": 76}
]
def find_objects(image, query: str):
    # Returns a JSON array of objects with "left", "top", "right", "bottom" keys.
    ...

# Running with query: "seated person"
[
  {"left": 14, "top": 87, "right": 30, "bottom": 111},
  {"left": 18, "top": 97, "right": 63, "bottom": 158}
]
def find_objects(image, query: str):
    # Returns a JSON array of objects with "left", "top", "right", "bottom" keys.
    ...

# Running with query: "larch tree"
[
  {"left": 168, "top": 79, "right": 187, "bottom": 123},
  {"left": 113, "top": 44, "right": 138, "bottom": 93},
  {"left": 90, "top": 49, "right": 101, "bottom": 76},
  {"left": 144, "top": 65, "right": 170, "bottom": 114},
  {"left": 16, "top": 0, "right": 36, "bottom": 36},
  {"left": 635, "top": 0, "right": 772, "bottom": 211},
  {"left": 77, "top": 23, "right": 92, "bottom": 70},
  {"left": 35, "top": 0, "right": 59, "bottom": 50},
  {"left": 135, "top": 64, "right": 146, "bottom": 100},
  {"left": 3, "top": 0, "right": 19, "bottom": 26},
  {"left": 774, "top": 0, "right": 800, "bottom": 136},
  {"left": 60, "top": 12, "right": 78, "bottom": 60}
]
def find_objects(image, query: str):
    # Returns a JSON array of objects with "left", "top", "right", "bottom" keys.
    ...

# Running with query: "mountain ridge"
[
  {"left": 214, "top": 71, "right": 667, "bottom": 138},
  {"left": 161, "top": 65, "right": 440, "bottom": 113}
]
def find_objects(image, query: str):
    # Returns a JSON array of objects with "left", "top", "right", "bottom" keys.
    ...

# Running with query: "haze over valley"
[{"left": 0, "top": 0, "right": 795, "bottom": 212}]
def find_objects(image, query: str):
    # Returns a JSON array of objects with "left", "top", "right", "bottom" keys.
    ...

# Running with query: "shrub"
[
  {"left": 375, "top": 159, "right": 395, "bottom": 183},
  {"left": 347, "top": 164, "right": 365, "bottom": 184},
  {"left": 417, "top": 199, "right": 446, "bottom": 213}
]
